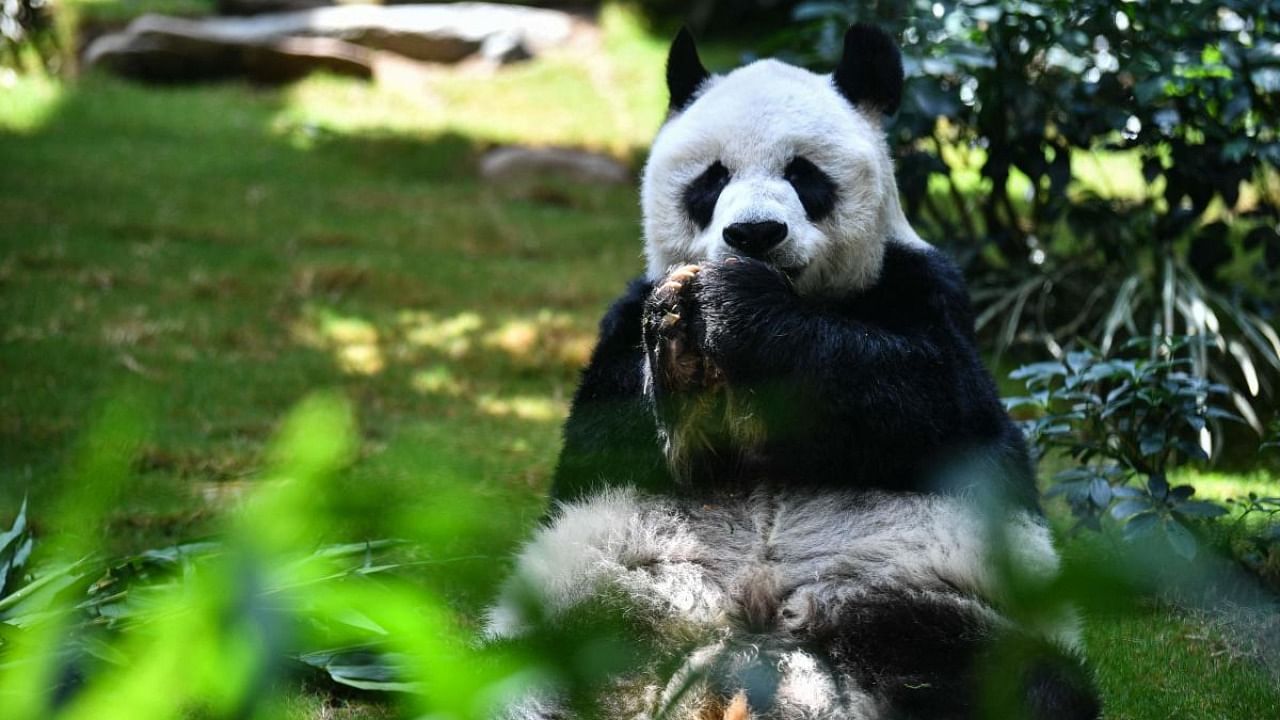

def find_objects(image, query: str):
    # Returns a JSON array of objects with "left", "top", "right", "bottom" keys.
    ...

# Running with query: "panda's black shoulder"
[
  {"left": 549, "top": 276, "right": 665, "bottom": 504},
  {"left": 876, "top": 240, "right": 967, "bottom": 298},
  {"left": 593, "top": 278, "right": 652, "bottom": 356},
  {"left": 607, "top": 276, "right": 652, "bottom": 326},
  {"left": 846, "top": 240, "right": 972, "bottom": 327},
  {"left": 575, "top": 276, "right": 653, "bottom": 398}
]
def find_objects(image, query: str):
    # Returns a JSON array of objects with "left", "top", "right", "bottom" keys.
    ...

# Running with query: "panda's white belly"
[
  {"left": 484, "top": 487, "right": 1076, "bottom": 720},
  {"left": 488, "top": 487, "right": 1060, "bottom": 635}
]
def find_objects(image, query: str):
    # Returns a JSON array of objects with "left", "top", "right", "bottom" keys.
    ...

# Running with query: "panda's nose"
[{"left": 722, "top": 221, "right": 788, "bottom": 257}]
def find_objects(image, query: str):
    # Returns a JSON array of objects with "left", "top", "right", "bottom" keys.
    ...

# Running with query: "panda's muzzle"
[{"left": 723, "top": 221, "right": 787, "bottom": 259}]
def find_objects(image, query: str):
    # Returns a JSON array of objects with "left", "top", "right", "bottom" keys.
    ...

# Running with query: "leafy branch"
[{"left": 1007, "top": 339, "right": 1241, "bottom": 558}]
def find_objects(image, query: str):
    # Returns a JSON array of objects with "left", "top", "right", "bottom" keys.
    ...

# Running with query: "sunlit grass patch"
[
  {"left": 275, "top": 74, "right": 447, "bottom": 140},
  {"left": 0, "top": 75, "right": 63, "bottom": 132},
  {"left": 295, "top": 307, "right": 386, "bottom": 376},
  {"left": 410, "top": 365, "right": 467, "bottom": 397},
  {"left": 290, "top": 305, "right": 597, "bottom": 386},
  {"left": 483, "top": 310, "right": 595, "bottom": 369},
  {"left": 269, "top": 4, "right": 669, "bottom": 154},
  {"left": 398, "top": 311, "right": 485, "bottom": 357},
  {"left": 1177, "top": 469, "right": 1280, "bottom": 504},
  {"left": 475, "top": 393, "right": 566, "bottom": 423}
]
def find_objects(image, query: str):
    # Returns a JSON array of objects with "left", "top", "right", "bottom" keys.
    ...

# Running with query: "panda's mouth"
[
  {"left": 719, "top": 251, "right": 802, "bottom": 280},
  {"left": 774, "top": 263, "right": 805, "bottom": 283},
  {"left": 736, "top": 250, "right": 803, "bottom": 282},
  {"left": 708, "top": 242, "right": 804, "bottom": 281},
  {"left": 758, "top": 248, "right": 804, "bottom": 277}
]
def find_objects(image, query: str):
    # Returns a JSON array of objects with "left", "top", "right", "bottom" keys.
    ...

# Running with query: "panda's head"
[{"left": 641, "top": 25, "right": 924, "bottom": 297}]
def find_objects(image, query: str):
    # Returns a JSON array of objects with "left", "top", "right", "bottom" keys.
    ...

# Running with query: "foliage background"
[{"left": 774, "top": 0, "right": 1280, "bottom": 443}]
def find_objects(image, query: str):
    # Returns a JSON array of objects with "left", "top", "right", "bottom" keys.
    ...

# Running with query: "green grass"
[
  {"left": 277, "top": 7, "right": 670, "bottom": 153},
  {"left": 1177, "top": 468, "right": 1280, "bottom": 504},
  {"left": 62, "top": 0, "right": 217, "bottom": 26},
  {"left": 1087, "top": 609, "right": 1280, "bottom": 720},
  {"left": 3, "top": 9, "right": 1279, "bottom": 717},
  {"left": 0, "top": 71, "right": 646, "bottom": 549}
]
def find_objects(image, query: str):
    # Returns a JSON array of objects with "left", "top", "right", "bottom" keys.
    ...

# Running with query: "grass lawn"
[{"left": 2, "top": 8, "right": 1279, "bottom": 718}]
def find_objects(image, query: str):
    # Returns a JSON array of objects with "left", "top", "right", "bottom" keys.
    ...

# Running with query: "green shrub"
[
  {"left": 776, "top": 0, "right": 1280, "bottom": 433},
  {"left": 1227, "top": 488, "right": 1280, "bottom": 591},
  {"left": 1, "top": 0, "right": 59, "bottom": 72},
  {"left": 1008, "top": 339, "right": 1238, "bottom": 557}
]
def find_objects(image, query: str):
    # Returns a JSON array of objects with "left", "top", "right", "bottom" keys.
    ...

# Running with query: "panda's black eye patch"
[
  {"left": 682, "top": 161, "right": 730, "bottom": 229},
  {"left": 784, "top": 156, "right": 837, "bottom": 222}
]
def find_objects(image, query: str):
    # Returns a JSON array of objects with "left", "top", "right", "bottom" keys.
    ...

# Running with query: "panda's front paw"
[
  {"left": 644, "top": 264, "right": 721, "bottom": 394},
  {"left": 695, "top": 256, "right": 794, "bottom": 310}
]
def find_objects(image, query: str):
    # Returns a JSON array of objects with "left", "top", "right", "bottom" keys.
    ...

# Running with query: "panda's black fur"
[
  {"left": 549, "top": 243, "right": 1038, "bottom": 511},
  {"left": 486, "top": 24, "right": 1101, "bottom": 720}
]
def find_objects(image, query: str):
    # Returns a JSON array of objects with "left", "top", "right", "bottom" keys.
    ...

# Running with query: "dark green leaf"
[
  {"left": 0, "top": 499, "right": 30, "bottom": 597},
  {"left": 297, "top": 650, "right": 420, "bottom": 693},
  {"left": 1003, "top": 397, "right": 1044, "bottom": 410},
  {"left": 1148, "top": 474, "right": 1170, "bottom": 498},
  {"left": 1139, "top": 433, "right": 1167, "bottom": 457},
  {"left": 1163, "top": 519, "right": 1198, "bottom": 560},
  {"left": 1123, "top": 512, "right": 1160, "bottom": 540},
  {"left": 1010, "top": 362, "right": 1068, "bottom": 381},
  {"left": 1089, "top": 479, "right": 1112, "bottom": 508},
  {"left": 1111, "top": 499, "right": 1153, "bottom": 520}
]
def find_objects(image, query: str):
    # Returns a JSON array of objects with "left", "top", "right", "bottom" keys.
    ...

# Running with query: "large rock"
[
  {"left": 84, "top": 15, "right": 374, "bottom": 83},
  {"left": 216, "top": 0, "right": 333, "bottom": 17},
  {"left": 84, "top": 3, "right": 577, "bottom": 83}
]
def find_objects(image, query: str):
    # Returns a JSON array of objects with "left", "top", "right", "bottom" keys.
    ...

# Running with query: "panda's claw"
[
  {"left": 669, "top": 264, "right": 702, "bottom": 284},
  {"left": 647, "top": 264, "right": 711, "bottom": 392},
  {"left": 655, "top": 264, "right": 701, "bottom": 315}
]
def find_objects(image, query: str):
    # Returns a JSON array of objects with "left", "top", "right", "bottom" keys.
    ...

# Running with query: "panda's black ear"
[
  {"left": 667, "top": 27, "right": 710, "bottom": 112},
  {"left": 833, "top": 24, "right": 904, "bottom": 116}
]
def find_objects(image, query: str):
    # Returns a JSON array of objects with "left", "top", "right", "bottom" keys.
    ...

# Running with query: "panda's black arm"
[
  {"left": 699, "top": 261, "right": 963, "bottom": 435},
  {"left": 693, "top": 250, "right": 1034, "bottom": 501},
  {"left": 547, "top": 278, "right": 671, "bottom": 504}
]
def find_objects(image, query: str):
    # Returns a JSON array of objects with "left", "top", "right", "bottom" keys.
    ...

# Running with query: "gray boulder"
[
  {"left": 84, "top": 15, "right": 374, "bottom": 83},
  {"left": 215, "top": 0, "right": 333, "bottom": 17},
  {"left": 84, "top": 3, "right": 577, "bottom": 83}
]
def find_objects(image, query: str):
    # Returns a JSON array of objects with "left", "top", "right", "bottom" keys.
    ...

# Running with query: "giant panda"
[
  {"left": 484, "top": 25, "right": 1101, "bottom": 720},
  {"left": 547, "top": 27, "right": 1035, "bottom": 510}
]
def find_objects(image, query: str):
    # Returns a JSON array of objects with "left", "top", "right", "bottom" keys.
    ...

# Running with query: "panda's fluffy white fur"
[
  {"left": 642, "top": 57, "right": 923, "bottom": 297},
  {"left": 486, "top": 24, "right": 1100, "bottom": 720},
  {"left": 485, "top": 488, "right": 1081, "bottom": 719}
]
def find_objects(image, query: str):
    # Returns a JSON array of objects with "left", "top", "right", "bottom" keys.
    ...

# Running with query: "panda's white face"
[{"left": 642, "top": 59, "right": 920, "bottom": 297}]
